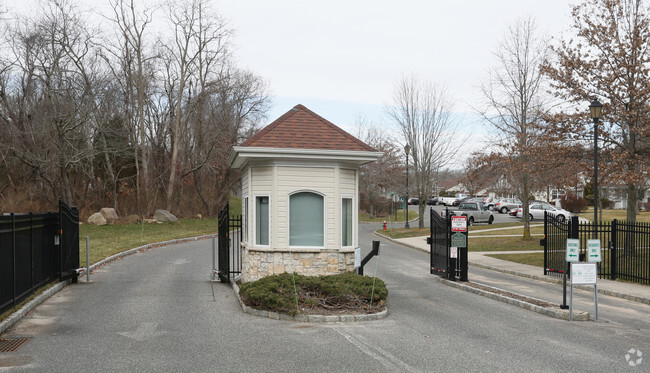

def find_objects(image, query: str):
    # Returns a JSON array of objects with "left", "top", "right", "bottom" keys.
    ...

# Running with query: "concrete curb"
[
  {"left": 229, "top": 279, "right": 388, "bottom": 322},
  {"left": 0, "top": 280, "right": 70, "bottom": 335},
  {"left": 1, "top": 233, "right": 218, "bottom": 335},
  {"left": 469, "top": 261, "right": 650, "bottom": 306},
  {"left": 373, "top": 231, "right": 429, "bottom": 254},
  {"left": 376, "top": 231, "right": 650, "bottom": 307},
  {"left": 437, "top": 278, "right": 590, "bottom": 321}
]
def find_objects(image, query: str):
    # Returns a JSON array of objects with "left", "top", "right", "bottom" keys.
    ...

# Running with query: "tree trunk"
[{"left": 626, "top": 184, "right": 638, "bottom": 223}]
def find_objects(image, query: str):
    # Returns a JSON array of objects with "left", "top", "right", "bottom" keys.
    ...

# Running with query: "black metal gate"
[
  {"left": 429, "top": 208, "right": 468, "bottom": 281},
  {"left": 59, "top": 199, "right": 80, "bottom": 282},
  {"left": 0, "top": 199, "right": 79, "bottom": 314},
  {"left": 217, "top": 204, "right": 242, "bottom": 283}
]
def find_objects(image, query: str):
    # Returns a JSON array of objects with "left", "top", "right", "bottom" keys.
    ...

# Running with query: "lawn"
[
  {"left": 378, "top": 221, "right": 544, "bottom": 252},
  {"left": 576, "top": 208, "right": 650, "bottom": 222},
  {"left": 487, "top": 252, "right": 544, "bottom": 267},
  {"left": 469, "top": 236, "right": 543, "bottom": 252},
  {"left": 79, "top": 196, "right": 241, "bottom": 266},
  {"left": 469, "top": 224, "right": 544, "bottom": 236},
  {"left": 359, "top": 209, "right": 418, "bottom": 223}
]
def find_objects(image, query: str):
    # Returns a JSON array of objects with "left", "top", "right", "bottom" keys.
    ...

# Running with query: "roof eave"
[{"left": 229, "top": 146, "right": 383, "bottom": 169}]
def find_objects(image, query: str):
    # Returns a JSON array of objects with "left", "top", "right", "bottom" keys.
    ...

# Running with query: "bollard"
[
  {"left": 211, "top": 237, "right": 216, "bottom": 281},
  {"left": 86, "top": 236, "right": 90, "bottom": 282}
]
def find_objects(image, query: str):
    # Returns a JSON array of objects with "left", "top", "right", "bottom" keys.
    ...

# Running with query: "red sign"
[{"left": 451, "top": 216, "right": 467, "bottom": 232}]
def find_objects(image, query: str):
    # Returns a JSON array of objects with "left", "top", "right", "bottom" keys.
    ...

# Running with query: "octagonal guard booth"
[{"left": 228, "top": 104, "right": 382, "bottom": 282}]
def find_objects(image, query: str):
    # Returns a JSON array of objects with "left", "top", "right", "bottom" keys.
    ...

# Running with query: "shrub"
[
  {"left": 559, "top": 194, "right": 589, "bottom": 213},
  {"left": 239, "top": 272, "right": 388, "bottom": 316}
]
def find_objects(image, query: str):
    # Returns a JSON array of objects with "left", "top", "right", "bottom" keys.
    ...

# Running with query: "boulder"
[
  {"left": 195, "top": 214, "right": 202, "bottom": 220},
  {"left": 144, "top": 218, "right": 157, "bottom": 224},
  {"left": 100, "top": 208, "right": 119, "bottom": 222},
  {"left": 153, "top": 209, "right": 178, "bottom": 223},
  {"left": 127, "top": 215, "right": 140, "bottom": 224},
  {"left": 87, "top": 212, "right": 107, "bottom": 226}
]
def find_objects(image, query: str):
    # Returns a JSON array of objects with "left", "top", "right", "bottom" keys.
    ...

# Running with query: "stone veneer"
[{"left": 242, "top": 246, "right": 355, "bottom": 282}]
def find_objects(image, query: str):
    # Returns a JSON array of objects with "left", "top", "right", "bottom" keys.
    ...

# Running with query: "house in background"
[{"left": 229, "top": 105, "right": 382, "bottom": 282}]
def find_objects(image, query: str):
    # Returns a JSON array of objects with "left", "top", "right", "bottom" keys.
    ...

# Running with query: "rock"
[
  {"left": 100, "top": 208, "right": 119, "bottom": 221},
  {"left": 195, "top": 214, "right": 202, "bottom": 219},
  {"left": 127, "top": 215, "right": 140, "bottom": 224},
  {"left": 87, "top": 212, "right": 107, "bottom": 226},
  {"left": 153, "top": 209, "right": 178, "bottom": 223},
  {"left": 144, "top": 218, "right": 157, "bottom": 224}
]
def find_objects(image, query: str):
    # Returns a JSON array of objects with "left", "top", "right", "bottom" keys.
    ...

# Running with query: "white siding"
[
  {"left": 251, "top": 167, "right": 273, "bottom": 194},
  {"left": 340, "top": 169, "right": 356, "bottom": 196},
  {"left": 241, "top": 166, "right": 249, "bottom": 197},
  {"left": 277, "top": 166, "right": 335, "bottom": 249}
]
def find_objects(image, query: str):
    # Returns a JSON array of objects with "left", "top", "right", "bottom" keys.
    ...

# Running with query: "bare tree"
[
  {"left": 0, "top": 0, "right": 100, "bottom": 205},
  {"left": 160, "top": 0, "right": 232, "bottom": 212},
  {"left": 478, "top": 17, "right": 549, "bottom": 239},
  {"left": 355, "top": 118, "right": 403, "bottom": 218},
  {"left": 543, "top": 0, "right": 650, "bottom": 223},
  {"left": 106, "top": 0, "right": 157, "bottom": 216},
  {"left": 386, "top": 74, "right": 462, "bottom": 228}
]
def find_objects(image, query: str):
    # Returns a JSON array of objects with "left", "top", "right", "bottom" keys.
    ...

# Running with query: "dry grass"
[{"left": 487, "top": 252, "right": 544, "bottom": 267}]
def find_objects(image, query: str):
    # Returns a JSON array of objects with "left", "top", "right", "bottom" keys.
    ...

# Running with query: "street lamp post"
[
  {"left": 404, "top": 144, "right": 411, "bottom": 229},
  {"left": 590, "top": 98, "right": 603, "bottom": 230}
]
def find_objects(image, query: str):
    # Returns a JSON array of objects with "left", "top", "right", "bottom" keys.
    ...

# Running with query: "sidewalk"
[{"left": 388, "top": 234, "right": 650, "bottom": 305}]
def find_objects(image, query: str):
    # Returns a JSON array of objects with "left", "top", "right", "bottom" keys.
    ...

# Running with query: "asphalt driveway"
[{"left": 1, "top": 227, "right": 648, "bottom": 372}]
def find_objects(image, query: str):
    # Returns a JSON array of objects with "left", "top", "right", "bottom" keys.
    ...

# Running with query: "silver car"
[
  {"left": 516, "top": 203, "right": 572, "bottom": 222},
  {"left": 494, "top": 198, "right": 522, "bottom": 214}
]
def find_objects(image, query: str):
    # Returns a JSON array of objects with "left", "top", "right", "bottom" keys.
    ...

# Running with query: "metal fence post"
[
  {"left": 11, "top": 213, "right": 16, "bottom": 308},
  {"left": 86, "top": 236, "right": 90, "bottom": 282},
  {"left": 211, "top": 236, "right": 216, "bottom": 281},
  {"left": 611, "top": 219, "right": 617, "bottom": 281}
]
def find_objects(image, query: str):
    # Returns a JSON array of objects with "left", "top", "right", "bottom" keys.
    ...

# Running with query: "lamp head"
[{"left": 589, "top": 98, "right": 603, "bottom": 121}]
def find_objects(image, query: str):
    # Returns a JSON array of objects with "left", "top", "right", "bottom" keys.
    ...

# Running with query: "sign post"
[
  {"left": 560, "top": 238, "right": 580, "bottom": 309},
  {"left": 450, "top": 216, "right": 468, "bottom": 281},
  {"left": 569, "top": 262, "right": 598, "bottom": 321}
]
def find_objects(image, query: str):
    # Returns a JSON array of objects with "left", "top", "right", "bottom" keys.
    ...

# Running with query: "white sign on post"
[
  {"left": 566, "top": 238, "right": 580, "bottom": 262},
  {"left": 587, "top": 239, "right": 602, "bottom": 263},
  {"left": 571, "top": 263, "right": 598, "bottom": 285},
  {"left": 569, "top": 262, "right": 599, "bottom": 322},
  {"left": 450, "top": 247, "right": 458, "bottom": 259},
  {"left": 451, "top": 216, "right": 467, "bottom": 232},
  {"left": 354, "top": 247, "right": 361, "bottom": 269}
]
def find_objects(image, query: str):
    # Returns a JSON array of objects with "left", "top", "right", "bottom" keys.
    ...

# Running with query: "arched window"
[{"left": 289, "top": 192, "right": 324, "bottom": 246}]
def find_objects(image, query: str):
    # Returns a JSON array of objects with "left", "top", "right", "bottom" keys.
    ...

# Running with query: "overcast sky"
[
  {"left": 5, "top": 0, "right": 576, "bottom": 158},
  {"left": 216, "top": 0, "right": 575, "bottom": 132}
]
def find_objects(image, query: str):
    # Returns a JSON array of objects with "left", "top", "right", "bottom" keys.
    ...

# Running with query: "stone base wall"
[{"left": 242, "top": 246, "right": 355, "bottom": 282}]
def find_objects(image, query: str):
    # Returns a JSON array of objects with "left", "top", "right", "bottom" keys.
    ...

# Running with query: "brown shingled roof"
[{"left": 240, "top": 104, "right": 376, "bottom": 152}]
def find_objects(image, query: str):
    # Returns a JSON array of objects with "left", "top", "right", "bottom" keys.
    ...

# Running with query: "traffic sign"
[
  {"left": 571, "top": 262, "right": 597, "bottom": 285},
  {"left": 451, "top": 232, "right": 467, "bottom": 248},
  {"left": 587, "top": 239, "right": 602, "bottom": 263},
  {"left": 450, "top": 247, "right": 458, "bottom": 258},
  {"left": 451, "top": 216, "right": 467, "bottom": 232},
  {"left": 566, "top": 238, "right": 580, "bottom": 262}
]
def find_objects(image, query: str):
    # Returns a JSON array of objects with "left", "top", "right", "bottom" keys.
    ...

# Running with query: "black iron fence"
[
  {"left": 543, "top": 213, "right": 650, "bottom": 285},
  {"left": 0, "top": 200, "right": 79, "bottom": 315},
  {"left": 217, "top": 204, "right": 242, "bottom": 283},
  {"left": 429, "top": 208, "right": 468, "bottom": 281}
]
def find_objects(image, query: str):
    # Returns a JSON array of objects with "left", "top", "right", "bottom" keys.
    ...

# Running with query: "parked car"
[
  {"left": 438, "top": 193, "right": 467, "bottom": 206},
  {"left": 408, "top": 198, "right": 419, "bottom": 205},
  {"left": 494, "top": 198, "right": 522, "bottom": 214},
  {"left": 453, "top": 196, "right": 474, "bottom": 207},
  {"left": 427, "top": 197, "right": 439, "bottom": 205},
  {"left": 516, "top": 203, "right": 573, "bottom": 222},
  {"left": 484, "top": 197, "right": 497, "bottom": 210},
  {"left": 509, "top": 205, "right": 522, "bottom": 216},
  {"left": 442, "top": 201, "right": 494, "bottom": 225}
]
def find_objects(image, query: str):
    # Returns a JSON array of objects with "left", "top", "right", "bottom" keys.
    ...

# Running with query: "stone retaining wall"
[{"left": 243, "top": 246, "right": 355, "bottom": 282}]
